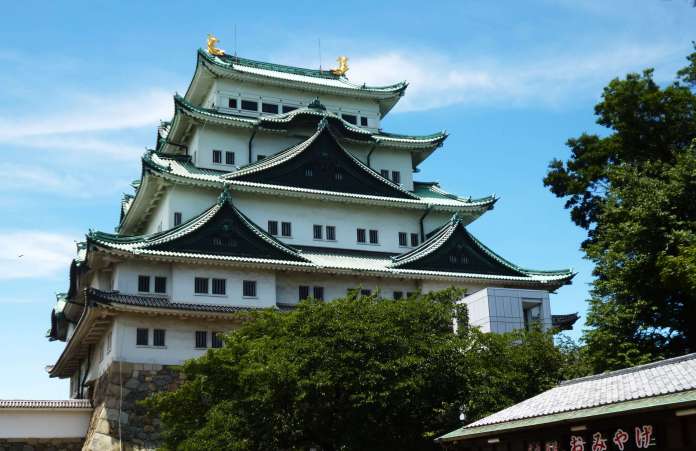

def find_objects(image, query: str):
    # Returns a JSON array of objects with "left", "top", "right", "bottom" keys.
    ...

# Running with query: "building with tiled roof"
[
  {"left": 437, "top": 353, "right": 696, "bottom": 450},
  {"left": 35, "top": 37, "right": 577, "bottom": 449}
]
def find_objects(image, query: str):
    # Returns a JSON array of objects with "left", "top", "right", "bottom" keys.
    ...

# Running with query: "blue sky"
[{"left": 0, "top": 1, "right": 694, "bottom": 399}]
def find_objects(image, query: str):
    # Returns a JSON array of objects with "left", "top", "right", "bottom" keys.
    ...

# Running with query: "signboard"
[{"left": 526, "top": 424, "right": 658, "bottom": 451}]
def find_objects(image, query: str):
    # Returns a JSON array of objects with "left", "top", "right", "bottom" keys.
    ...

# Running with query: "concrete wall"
[
  {"left": 459, "top": 287, "right": 552, "bottom": 334},
  {"left": 0, "top": 410, "right": 90, "bottom": 439}
]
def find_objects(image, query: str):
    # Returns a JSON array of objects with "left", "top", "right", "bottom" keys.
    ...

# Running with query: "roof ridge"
[{"left": 560, "top": 352, "right": 696, "bottom": 387}]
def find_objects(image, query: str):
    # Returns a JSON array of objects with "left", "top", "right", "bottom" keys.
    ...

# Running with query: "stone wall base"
[
  {"left": 82, "top": 362, "right": 185, "bottom": 451},
  {"left": 0, "top": 437, "right": 84, "bottom": 451}
]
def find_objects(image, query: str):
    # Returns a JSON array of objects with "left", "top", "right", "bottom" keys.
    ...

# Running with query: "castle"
[{"left": 0, "top": 38, "right": 576, "bottom": 450}]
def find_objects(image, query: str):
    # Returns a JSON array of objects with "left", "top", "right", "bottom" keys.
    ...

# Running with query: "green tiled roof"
[{"left": 167, "top": 94, "right": 446, "bottom": 151}]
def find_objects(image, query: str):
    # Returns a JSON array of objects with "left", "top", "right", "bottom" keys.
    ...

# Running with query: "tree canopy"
[
  {"left": 146, "top": 290, "right": 573, "bottom": 451},
  {"left": 544, "top": 44, "right": 696, "bottom": 371}
]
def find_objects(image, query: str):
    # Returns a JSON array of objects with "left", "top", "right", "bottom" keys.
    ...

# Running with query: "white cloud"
[
  {"left": 0, "top": 232, "right": 77, "bottom": 280},
  {"left": 346, "top": 43, "right": 682, "bottom": 112},
  {"left": 0, "top": 89, "right": 172, "bottom": 140}
]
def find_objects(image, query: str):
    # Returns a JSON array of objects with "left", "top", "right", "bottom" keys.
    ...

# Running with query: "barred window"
[
  {"left": 391, "top": 171, "right": 401, "bottom": 184},
  {"left": 281, "top": 222, "right": 292, "bottom": 237},
  {"left": 305, "top": 167, "right": 314, "bottom": 177},
  {"left": 357, "top": 228, "right": 366, "bottom": 243},
  {"left": 410, "top": 233, "right": 419, "bottom": 247},
  {"left": 173, "top": 212, "right": 182, "bottom": 226},
  {"left": 212, "top": 278, "right": 226, "bottom": 295},
  {"left": 194, "top": 277, "right": 209, "bottom": 294},
  {"left": 241, "top": 100, "right": 258, "bottom": 111},
  {"left": 380, "top": 169, "right": 389, "bottom": 179},
  {"left": 360, "top": 116, "right": 368, "bottom": 127},
  {"left": 212, "top": 150, "right": 222, "bottom": 164},
  {"left": 243, "top": 280, "right": 257, "bottom": 297},
  {"left": 326, "top": 226, "right": 336, "bottom": 241},
  {"left": 138, "top": 275, "right": 150, "bottom": 293},
  {"left": 262, "top": 102, "right": 279, "bottom": 114},
  {"left": 268, "top": 220, "right": 278, "bottom": 236},
  {"left": 313, "top": 225, "right": 323, "bottom": 240},
  {"left": 313, "top": 286, "right": 324, "bottom": 301},
  {"left": 195, "top": 330, "right": 207, "bottom": 348},
  {"left": 398, "top": 232, "right": 408, "bottom": 247},
  {"left": 211, "top": 332, "right": 223, "bottom": 348},
  {"left": 393, "top": 291, "right": 404, "bottom": 300},
  {"left": 225, "top": 151, "right": 235, "bottom": 165},
  {"left": 369, "top": 229, "right": 379, "bottom": 244},
  {"left": 299, "top": 285, "right": 310, "bottom": 301},
  {"left": 154, "top": 276, "right": 167, "bottom": 294},
  {"left": 153, "top": 329, "right": 166, "bottom": 347},
  {"left": 228, "top": 98, "right": 238, "bottom": 109},
  {"left": 341, "top": 113, "right": 357, "bottom": 125},
  {"left": 136, "top": 328, "right": 148, "bottom": 346}
]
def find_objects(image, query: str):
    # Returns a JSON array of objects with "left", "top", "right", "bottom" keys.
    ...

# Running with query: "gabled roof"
[
  {"left": 437, "top": 353, "right": 696, "bottom": 443},
  {"left": 223, "top": 119, "right": 419, "bottom": 199},
  {"left": 161, "top": 94, "right": 446, "bottom": 162},
  {"left": 392, "top": 214, "right": 574, "bottom": 281},
  {"left": 188, "top": 49, "right": 407, "bottom": 117},
  {"left": 91, "top": 188, "right": 311, "bottom": 266}
]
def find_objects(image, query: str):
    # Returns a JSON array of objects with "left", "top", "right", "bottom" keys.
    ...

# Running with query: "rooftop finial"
[
  {"left": 207, "top": 34, "right": 226, "bottom": 57},
  {"left": 308, "top": 97, "right": 326, "bottom": 110},
  {"left": 331, "top": 56, "right": 349, "bottom": 76},
  {"left": 218, "top": 185, "right": 233, "bottom": 205}
]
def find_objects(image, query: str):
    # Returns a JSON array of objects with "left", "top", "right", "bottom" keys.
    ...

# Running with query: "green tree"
[
  {"left": 146, "top": 290, "right": 570, "bottom": 451},
  {"left": 544, "top": 44, "right": 696, "bottom": 372}
]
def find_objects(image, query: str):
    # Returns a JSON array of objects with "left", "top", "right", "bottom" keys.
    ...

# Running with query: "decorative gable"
[
  {"left": 226, "top": 120, "right": 418, "bottom": 200},
  {"left": 392, "top": 216, "right": 526, "bottom": 276}
]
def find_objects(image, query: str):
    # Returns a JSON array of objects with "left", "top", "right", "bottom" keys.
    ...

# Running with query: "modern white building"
[{"left": 39, "top": 38, "right": 577, "bottom": 449}]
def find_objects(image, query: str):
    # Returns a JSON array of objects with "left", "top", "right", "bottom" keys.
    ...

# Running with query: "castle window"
[
  {"left": 225, "top": 151, "right": 235, "bottom": 165},
  {"left": 360, "top": 116, "right": 368, "bottom": 127},
  {"left": 154, "top": 276, "right": 167, "bottom": 294},
  {"left": 136, "top": 328, "right": 149, "bottom": 346},
  {"left": 393, "top": 291, "right": 404, "bottom": 300},
  {"left": 212, "top": 150, "right": 222, "bottom": 164},
  {"left": 153, "top": 329, "right": 166, "bottom": 347},
  {"left": 241, "top": 100, "right": 258, "bottom": 112},
  {"left": 341, "top": 113, "right": 357, "bottom": 125},
  {"left": 313, "top": 224, "right": 323, "bottom": 240},
  {"left": 357, "top": 228, "right": 366, "bottom": 243},
  {"left": 449, "top": 255, "right": 458, "bottom": 264},
  {"left": 334, "top": 168, "right": 343, "bottom": 180},
  {"left": 194, "top": 277, "right": 209, "bottom": 294},
  {"left": 398, "top": 232, "right": 408, "bottom": 247},
  {"left": 212, "top": 237, "right": 223, "bottom": 246},
  {"left": 326, "top": 225, "right": 336, "bottom": 241},
  {"left": 212, "top": 332, "right": 223, "bottom": 348},
  {"left": 195, "top": 331, "right": 207, "bottom": 349},
  {"left": 262, "top": 102, "right": 279, "bottom": 114},
  {"left": 369, "top": 229, "right": 379, "bottom": 244},
  {"left": 313, "top": 286, "right": 324, "bottom": 301},
  {"left": 380, "top": 169, "right": 389, "bottom": 179},
  {"left": 281, "top": 222, "right": 292, "bottom": 237},
  {"left": 282, "top": 105, "right": 297, "bottom": 113},
  {"left": 228, "top": 98, "right": 238, "bottom": 109},
  {"left": 268, "top": 220, "right": 278, "bottom": 236},
  {"left": 391, "top": 171, "right": 401, "bottom": 184},
  {"left": 299, "top": 285, "right": 310, "bottom": 301},
  {"left": 138, "top": 275, "right": 150, "bottom": 293},
  {"left": 212, "top": 278, "right": 227, "bottom": 296},
  {"left": 174, "top": 212, "right": 182, "bottom": 226},
  {"left": 243, "top": 280, "right": 257, "bottom": 298},
  {"left": 410, "top": 233, "right": 419, "bottom": 247},
  {"left": 360, "top": 289, "right": 372, "bottom": 296},
  {"left": 305, "top": 167, "right": 313, "bottom": 177}
]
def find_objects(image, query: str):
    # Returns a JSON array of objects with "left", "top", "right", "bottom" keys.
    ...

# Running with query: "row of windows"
[
  {"left": 398, "top": 232, "right": 420, "bottom": 247},
  {"left": 138, "top": 275, "right": 167, "bottom": 294},
  {"left": 226, "top": 96, "right": 371, "bottom": 127},
  {"left": 268, "top": 220, "right": 292, "bottom": 237},
  {"left": 348, "top": 288, "right": 416, "bottom": 299},
  {"left": 356, "top": 228, "right": 379, "bottom": 244},
  {"left": 212, "top": 150, "right": 236, "bottom": 165},
  {"left": 194, "top": 277, "right": 257, "bottom": 297},
  {"left": 313, "top": 225, "right": 336, "bottom": 241},
  {"left": 136, "top": 328, "right": 224, "bottom": 349},
  {"left": 379, "top": 169, "right": 401, "bottom": 184},
  {"left": 299, "top": 285, "right": 324, "bottom": 301}
]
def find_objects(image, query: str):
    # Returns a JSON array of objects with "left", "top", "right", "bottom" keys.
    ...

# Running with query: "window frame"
[
  {"left": 225, "top": 151, "right": 235, "bottom": 165},
  {"left": 380, "top": 169, "right": 390, "bottom": 179},
  {"left": 137, "top": 275, "right": 150, "bottom": 293},
  {"left": 195, "top": 330, "right": 208, "bottom": 349},
  {"left": 341, "top": 113, "right": 357, "bottom": 125},
  {"left": 313, "top": 286, "right": 324, "bottom": 301},
  {"left": 398, "top": 232, "right": 408, "bottom": 247},
  {"left": 369, "top": 229, "right": 379, "bottom": 244},
  {"left": 391, "top": 171, "right": 401, "bottom": 184},
  {"left": 360, "top": 116, "right": 368, "bottom": 127},
  {"left": 211, "top": 278, "right": 227, "bottom": 296},
  {"left": 313, "top": 224, "right": 323, "bottom": 240},
  {"left": 241, "top": 99, "right": 259, "bottom": 112},
  {"left": 228, "top": 98, "right": 238, "bottom": 109},
  {"left": 268, "top": 220, "right": 279, "bottom": 236},
  {"left": 357, "top": 228, "right": 366, "bottom": 243},
  {"left": 212, "top": 149, "right": 223, "bottom": 164},
  {"left": 261, "top": 102, "right": 279, "bottom": 114},
  {"left": 299, "top": 285, "right": 310, "bottom": 301},
  {"left": 326, "top": 225, "right": 336, "bottom": 241},
  {"left": 211, "top": 331, "right": 223, "bottom": 348},
  {"left": 136, "top": 328, "right": 149, "bottom": 346},
  {"left": 153, "top": 329, "right": 166, "bottom": 347},
  {"left": 393, "top": 291, "right": 404, "bottom": 300},
  {"left": 243, "top": 280, "right": 257, "bottom": 298},
  {"left": 410, "top": 233, "right": 419, "bottom": 247},
  {"left": 173, "top": 212, "right": 182, "bottom": 227},
  {"left": 281, "top": 222, "right": 292, "bottom": 238},
  {"left": 194, "top": 277, "right": 209, "bottom": 295},
  {"left": 154, "top": 276, "right": 167, "bottom": 294}
]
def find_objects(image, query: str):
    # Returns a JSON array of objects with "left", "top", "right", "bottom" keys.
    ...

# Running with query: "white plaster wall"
[
  {"left": 0, "top": 410, "right": 91, "bottom": 439},
  {"left": 210, "top": 79, "right": 382, "bottom": 126},
  {"left": 167, "top": 185, "right": 218, "bottom": 225},
  {"left": 113, "top": 261, "right": 172, "bottom": 294},
  {"left": 276, "top": 272, "right": 419, "bottom": 304},
  {"left": 171, "top": 263, "right": 277, "bottom": 307},
  {"left": 368, "top": 147, "right": 414, "bottom": 191},
  {"left": 143, "top": 189, "right": 171, "bottom": 235},
  {"left": 235, "top": 192, "right": 436, "bottom": 253},
  {"left": 111, "top": 314, "right": 238, "bottom": 366}
]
